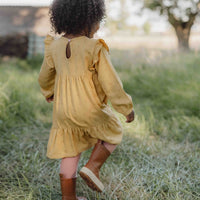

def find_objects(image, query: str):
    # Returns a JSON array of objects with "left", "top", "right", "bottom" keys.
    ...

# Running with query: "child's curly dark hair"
[{"left": 49, "top": 0, "right": 106, "bottom": 37}]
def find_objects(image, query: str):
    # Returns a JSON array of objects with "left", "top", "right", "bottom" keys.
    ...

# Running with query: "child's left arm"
[
  {"left": 38, "top": 35, "right": 56, "bottom": 101},
  {"left": 93, "top": 40, "right": 134, "bottom": 118}
]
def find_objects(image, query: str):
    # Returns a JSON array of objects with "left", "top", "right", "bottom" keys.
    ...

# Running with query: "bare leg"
[
  {"left": 101, "top": 140, "right": 117, "bottom": 154},
  {"left": 60, "top": 153, "right": 81, "bottom": 178}
]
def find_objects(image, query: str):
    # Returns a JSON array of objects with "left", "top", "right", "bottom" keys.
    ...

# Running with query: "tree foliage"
[
  {"left": 143, "top": 0, "right": 200, "bottom": 50},
  {"left": 144, "top": 0, "right": 200, "bottom": 20}
]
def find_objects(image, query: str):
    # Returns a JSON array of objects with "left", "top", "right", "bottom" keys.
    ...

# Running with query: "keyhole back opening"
[{"left": 66, "top": 40, "right": 71, "bottom": 59}]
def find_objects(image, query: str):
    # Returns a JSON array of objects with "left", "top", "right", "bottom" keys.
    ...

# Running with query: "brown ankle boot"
[
  {"left": 79, "top": 140, "right": 111, "bottom": 192},
  {"left": 59, "top": 174, "right": 87, "bottom": 200}
]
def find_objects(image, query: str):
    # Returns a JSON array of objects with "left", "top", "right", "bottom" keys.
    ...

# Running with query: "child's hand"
[
  {"left": 126, "top": 110, "right": 135, "bottom": 123},
  {"left": 46, "top": 95, "right": 54, "bottom": 103}
]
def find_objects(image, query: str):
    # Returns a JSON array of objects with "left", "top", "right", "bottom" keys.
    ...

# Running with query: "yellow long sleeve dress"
[{"left": 38, "top": 34, "right": 134, "bottom": 159}]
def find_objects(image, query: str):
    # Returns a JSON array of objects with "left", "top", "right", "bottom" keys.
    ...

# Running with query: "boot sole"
[{"left": 79, "top": 167, "right": 104, "bottom": 192}]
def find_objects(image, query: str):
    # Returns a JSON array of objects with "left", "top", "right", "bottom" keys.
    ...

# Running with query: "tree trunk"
[
  {"left": 174, "top": 24, "right": 191, "bottom": 51},
  {"left": 167, "top": 11, "right": 197, "bottom": 51}
]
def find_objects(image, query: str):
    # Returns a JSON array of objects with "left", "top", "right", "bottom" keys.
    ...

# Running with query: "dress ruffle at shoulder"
[{"left": 88, "top": 39, "right": 109, "bottom": 72}]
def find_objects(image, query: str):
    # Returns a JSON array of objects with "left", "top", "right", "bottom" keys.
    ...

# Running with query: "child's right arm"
[
  {"left": 38, "top": 54, "right": 56, "bottom": 100},
  {"left": 94, "top": 40, "right": 134, "bottom": 122},
  {"left": 38, "top": 35, "right": 56, "bottom": 100}
]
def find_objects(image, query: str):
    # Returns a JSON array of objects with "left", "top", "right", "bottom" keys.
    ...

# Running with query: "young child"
[{"left": 38, "top": 0, "right": 134, "bottom": 199}]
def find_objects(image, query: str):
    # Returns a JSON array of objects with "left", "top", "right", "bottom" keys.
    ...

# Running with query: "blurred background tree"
[
  {"left": 143, "top": 0, "right": 200, "bottom": 50},
  {"left": 106, "top": 0, "right": 133, "bottom": 34},
  {"left": 143, "top": 21, "right": 151, "bottom": 35}
]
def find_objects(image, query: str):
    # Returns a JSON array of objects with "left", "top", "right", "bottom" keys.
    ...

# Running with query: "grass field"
[{"left": 0, "top": 49, "right": 200, "bottom": 200}]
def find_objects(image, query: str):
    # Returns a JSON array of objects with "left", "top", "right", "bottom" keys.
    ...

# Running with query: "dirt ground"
[{"left": 103, "top": 33, "right": 200, "bottom": 51}]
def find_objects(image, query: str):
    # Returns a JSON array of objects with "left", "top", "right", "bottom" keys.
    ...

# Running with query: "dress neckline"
[{"left": 61, "top": 35, "right": 87, "bottom": 41}]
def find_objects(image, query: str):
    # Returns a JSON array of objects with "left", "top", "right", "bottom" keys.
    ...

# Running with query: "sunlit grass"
[{"left": 0, "top": 51, "right": 199, "bottom": 200}]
